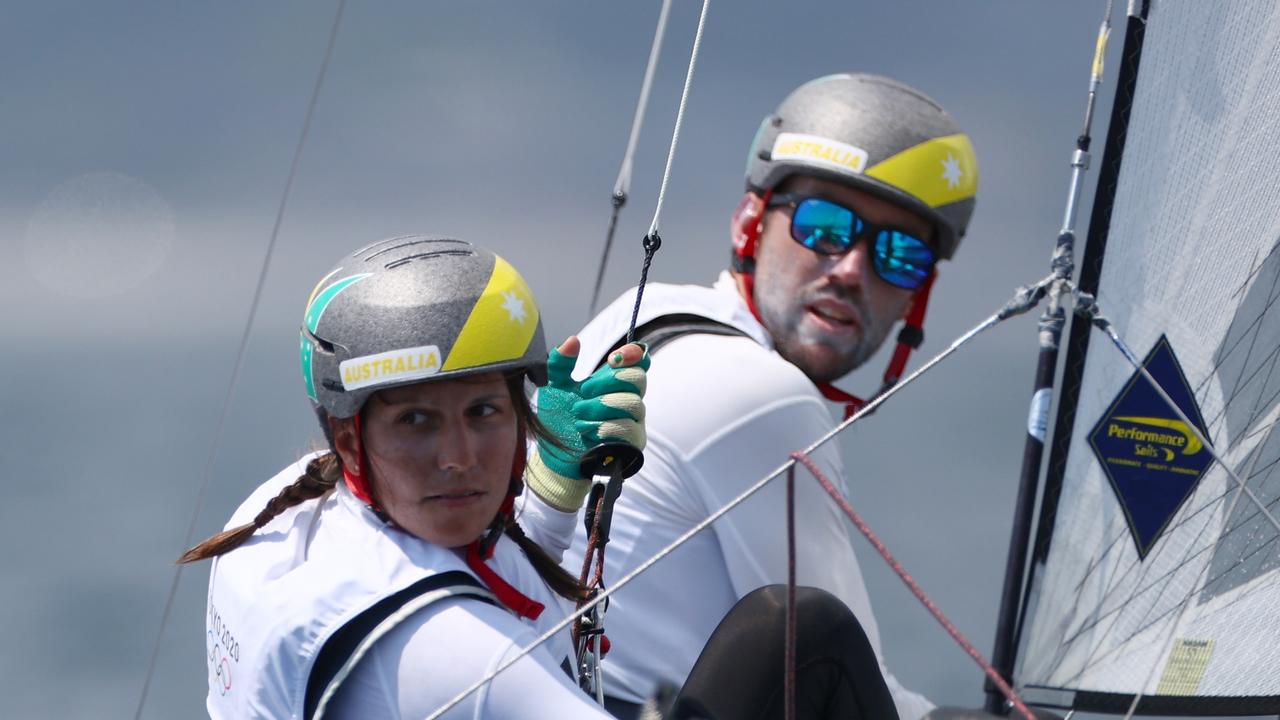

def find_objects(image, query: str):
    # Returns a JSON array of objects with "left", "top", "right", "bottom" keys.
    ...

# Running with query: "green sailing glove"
[{"left": 525, "top": 344, "right": 649, "bottom": 511}]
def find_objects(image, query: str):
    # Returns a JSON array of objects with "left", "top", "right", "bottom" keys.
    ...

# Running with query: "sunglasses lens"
[
  {"left": 874, "top": 230, "right": 935, "bottom": 289},
  {"left": 791, "top": 198, "right": 860, "bottom": 254}
]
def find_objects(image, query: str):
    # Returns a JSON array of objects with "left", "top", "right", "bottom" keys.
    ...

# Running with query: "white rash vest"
[
  {"left": 204, "top": 455, "right": 610, "bottom": 720},
  {"left": 566, "top": 272, "right": 935, "bottom": 720}
]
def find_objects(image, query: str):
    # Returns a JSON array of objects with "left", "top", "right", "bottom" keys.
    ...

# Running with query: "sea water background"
[{"left": 0, "top": 2, "right": 1246, "bottom": 718}]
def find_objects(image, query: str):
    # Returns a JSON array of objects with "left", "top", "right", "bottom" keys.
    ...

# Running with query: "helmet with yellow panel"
[
  {"left": 299, "top": 235, "right": 547, "bottom": 420},
  {"left": 732, "top": 73, "right": 981, "bottom": 403},
  {"left": 744, "top": 72, "right": 978, "bottom": 259}
]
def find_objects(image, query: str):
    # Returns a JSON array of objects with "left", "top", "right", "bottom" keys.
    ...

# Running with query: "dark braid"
[
  {"left": 178, "top": 453, "right": 340, "bottom": 563},
  {"left": 501, "top": 374, "right": 591, "bottom": 603},
  {"left": 181, "top": 374, "right": 595, "bottom": 608},
  {"left": 504, "top": 518, "right": 592, "bottom": 603}
]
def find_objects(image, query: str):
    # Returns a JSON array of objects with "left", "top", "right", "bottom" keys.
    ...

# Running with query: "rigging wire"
[
  {"left": 424, "top": 272, "right": 1058, "bottom": 720},
  {"left": 987, "top": 0, "right": 1115, "bottom": 709},
  {"left": 587, "top": 0, "right": 674, "bottom": 317},
  {"left": 1047, "top": 484, "right": 1259, "bottom": 666},
  {"left": 1080, "top": 299, "right": 1280, "bottom": 536},
  {"left": 784, "top": 467, "right": 798, "bottom": 720},
  {"left": 1017, "top": 272, "right": 1280, "bottom": 688},
  {"left": 643, "top": 0, "right": 706, "bottom": 243},
  {"left": 574, "top": 0, "right": 710, "bottom": 699},
  {"left": 1027, "top": 410, "right": 1280, "bottom": 686},
  {"left": 131, "top": 2, "right": 348, "bottom": 717},
  {"left": 1116, "top": 420, "right": 1277, "bottom": 719},
  {"left": 1075, "top": 300, "right": 1280, "bottom": 712},
  {"left": 1033, "top": 290, "right": 1280, "bottom": 701},
  {"left": 1036, "top": 370, "right": 1280, "bottom": 682},
  {"left": 789, "top": 451, "right": 1039, "bottom": 720},
  {"left": 624, "top": 0, "right": 711, "bottom": 345}
]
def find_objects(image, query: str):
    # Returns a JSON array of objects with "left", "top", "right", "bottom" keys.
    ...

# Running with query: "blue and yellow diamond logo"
[{"left": 1089, "top": 336, "right": 1213, "bottom": 559}]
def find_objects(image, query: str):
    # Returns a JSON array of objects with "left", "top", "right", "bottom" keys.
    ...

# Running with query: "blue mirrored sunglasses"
[{"left": 766, "top": 193, "right": 936, "bottom": 290}]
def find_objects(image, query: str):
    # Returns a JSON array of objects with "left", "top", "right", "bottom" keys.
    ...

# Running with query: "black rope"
[{"left": 625, "top": 232, "right": 662, "bottom": 343}]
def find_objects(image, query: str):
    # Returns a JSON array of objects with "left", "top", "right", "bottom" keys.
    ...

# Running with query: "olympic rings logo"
[{"left": 207, "top": 630, "right": 233, "bottom": 695}]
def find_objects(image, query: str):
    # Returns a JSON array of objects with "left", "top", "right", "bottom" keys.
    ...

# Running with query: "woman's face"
[{"left": 335, "top": 372, "right": 518, "bottom": 547}]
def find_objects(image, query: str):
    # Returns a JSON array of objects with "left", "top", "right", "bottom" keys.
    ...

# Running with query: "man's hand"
[{"left": 525, "top": 337, "right": 648, "bottom": 511}]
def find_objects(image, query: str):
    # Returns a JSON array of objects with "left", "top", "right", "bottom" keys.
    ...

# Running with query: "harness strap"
[
  {"left": 305, "top": 571, "right": 496, "bottom": 719},
  {"left": 603, "top": 313, "right": 751, "bottom": 365},
  {"left": 611, "top": 308, "right": 880, "bottom": 420}
]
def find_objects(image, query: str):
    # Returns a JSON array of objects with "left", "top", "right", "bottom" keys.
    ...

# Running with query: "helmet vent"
[
  {"left": 363, "top": 236, "right": 469, "bottom": 262},
  {"left": 303, "top": 326, "right": 336, "bottom": 354},
  {"left": 385, "top": 249, "right": 474, "bottom": 269}
]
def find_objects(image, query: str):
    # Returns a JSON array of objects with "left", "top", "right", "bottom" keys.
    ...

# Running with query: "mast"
[{"left": 984, "top": 1, "right": 1143, "bottom": 712}]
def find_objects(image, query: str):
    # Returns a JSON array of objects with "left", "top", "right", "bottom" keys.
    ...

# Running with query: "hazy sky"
[{"left": 1, "top": 2, "right": 1149, "bottom": 717}]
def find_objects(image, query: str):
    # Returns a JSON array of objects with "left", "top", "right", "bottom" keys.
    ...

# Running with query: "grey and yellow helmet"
[
  {"left": 746, "top": 73, "right": 978, "bottom": 259},
  {"left": 299, "top": 235, "right": 548, "bottom": 419}
]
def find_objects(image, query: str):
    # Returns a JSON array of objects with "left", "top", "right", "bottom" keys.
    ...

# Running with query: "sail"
[{"left": 1013, "top": 0, "right": 1280, "bottom": 714}]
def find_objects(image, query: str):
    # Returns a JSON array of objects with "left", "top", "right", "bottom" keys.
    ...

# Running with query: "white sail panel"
[{"left": 1015, "top": 0, "right": 1280, "bottom": 709}]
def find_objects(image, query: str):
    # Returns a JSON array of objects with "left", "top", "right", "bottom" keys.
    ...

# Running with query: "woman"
[
  {"left": 183, "top": 234, "right": 901, "bottom": 720},
  {"left": 182, "top": 236, "right": 646, "bottom": 719}
]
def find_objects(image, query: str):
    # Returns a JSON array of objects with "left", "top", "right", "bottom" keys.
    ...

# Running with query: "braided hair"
[
  {"left": 177, "top": 453, "right": 340, "bottom": 564},
  {"left": 178, "top": 376, "right": 588, "bottom": 603}
]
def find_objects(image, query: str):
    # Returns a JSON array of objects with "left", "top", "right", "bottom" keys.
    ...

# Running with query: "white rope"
[
  {"left": 133, "top": 2, "right": 348, "bottom": 717},
  {"left": 588, "top": 0, "right": 676, "bottom": 317},
  {"left": 646, "top": 0, "right": 710, "bottom": 238},
  {"left": 614, "top": 0, "right": 673, "bottom": 200},
  {"left": 423, "top": 277, "right": 1049, "bottom": 719}
]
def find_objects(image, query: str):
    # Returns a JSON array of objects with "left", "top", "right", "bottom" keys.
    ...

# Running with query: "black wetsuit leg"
[{"left": 670, "top": 585, "right": 899, "bottom": 720}]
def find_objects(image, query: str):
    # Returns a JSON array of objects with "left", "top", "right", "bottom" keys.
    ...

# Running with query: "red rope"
[
  {"left": 574, "top": 491, "right": 608, "bottom": 649},
  {"left": 787, "top": 451, "right": 1038, "bottom": 720},
  {"left": 784, "top": 466, "right": 797, "bottom": 720}
]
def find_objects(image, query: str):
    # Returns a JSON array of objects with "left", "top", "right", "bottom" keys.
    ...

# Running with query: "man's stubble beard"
[{"left": 754, "top": 279, "right": 893, "bottom": 384}]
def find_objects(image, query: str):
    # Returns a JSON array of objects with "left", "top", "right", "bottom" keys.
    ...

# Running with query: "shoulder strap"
[
  {"left": 600, "top": 313, "right": 751, "bottom": 369},
  {"left": 305, "top": 570, "right": 496, "bottom": 719}
]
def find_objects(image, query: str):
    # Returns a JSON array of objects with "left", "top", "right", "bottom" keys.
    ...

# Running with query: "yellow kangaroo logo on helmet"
[{"left": 1108, "top": 416, "right": 1203, "bottom": 458}]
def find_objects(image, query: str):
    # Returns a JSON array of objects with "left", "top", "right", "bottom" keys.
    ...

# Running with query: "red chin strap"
[
  {"left": 466, "top": 530, "right": 545, "bottom": 620},
  {"left": 464, "top": 476, "right": 546, "bottom": 619},
  {"left": 342, "top": 413, "right": 379, "bottom": 508},
  {"left": 734, "top": 191, "right": 937, "bottom": 420},
  {"left": 466, "top": 423, "right": 545, "bottom": 620},
  {"left": 883, "top": 271, "right": 934, "bottom": 389}
]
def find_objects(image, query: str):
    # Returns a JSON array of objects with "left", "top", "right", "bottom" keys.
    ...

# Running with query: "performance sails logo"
[{"left": 1089, "top": 336, "right": 1212, "bottom": 559}]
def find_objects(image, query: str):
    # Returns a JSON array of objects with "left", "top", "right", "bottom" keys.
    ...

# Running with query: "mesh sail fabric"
[{"left": 1015, "top": 1, "right": 1280, "bottom": 710}]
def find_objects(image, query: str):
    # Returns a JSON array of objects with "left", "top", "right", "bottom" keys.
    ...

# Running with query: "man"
[{"left": 569, "top": 73, "right": 978, "bottom": 720}]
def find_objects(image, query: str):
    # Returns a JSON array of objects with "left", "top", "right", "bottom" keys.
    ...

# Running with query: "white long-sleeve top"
[
  {"left": 325, "top": 489, "right": 605, "bottom": 719},
  {"left": 567, "top": 272, "right": 935, "bottom": 720},
  {"left": 205, "top": 455, "right": 610, "bottom": 719}
]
